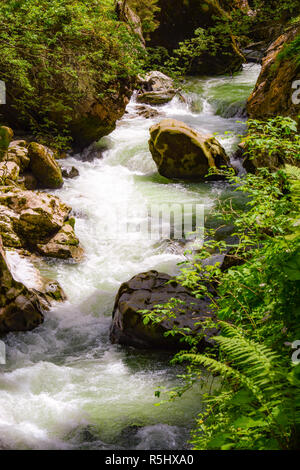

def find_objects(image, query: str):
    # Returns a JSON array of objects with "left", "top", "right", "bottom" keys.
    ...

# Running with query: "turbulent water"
[{"left": 0, "top": 64, "right": 260, "bottom": 450}]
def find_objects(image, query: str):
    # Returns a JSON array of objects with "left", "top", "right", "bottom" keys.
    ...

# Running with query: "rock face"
[
  {"left": 247, "top": 24, "right": 300, "bottom": 124},
  {"left": 148, "top": 0, "right": 244, "bottom": 75},
  {"left": 67, "top": 82, "right": 132, "bottom": 151},
  {"left": 149, "top": 119, "right": 229, "bottom": 180},
  {"left": 110, "top": 270, "right": 217, "bottom": 351},
  {"left": 2, "top": 86, "right": 132, "bottom": 153},
  {"left": 137, "top": 71, "right": 176, "bottom": 104},
  {"left": 116, "top": 0, "right": 145, "bottom": 47},
  {"left": 28, "top": 143, "right": 63, "bottom": 189},
  {"left": 0, "top": 187, "right": 83, "bottom": 261}
]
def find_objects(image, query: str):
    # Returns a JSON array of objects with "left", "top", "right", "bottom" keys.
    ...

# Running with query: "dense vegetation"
[
  {"left": 144, "top": 0, "right": 300, "bottom": 77},
  {"left": 0, "top": 0, "right": 143, "bottom": 148},
  {"left": 142, "top": 117, "right": 300, "bottom": 449},
  {"left": 127, "top": 0, "right": 160, "bottom": 37},
  {"left": 0, "top": 0, "right": 299, "bottom": 452}
]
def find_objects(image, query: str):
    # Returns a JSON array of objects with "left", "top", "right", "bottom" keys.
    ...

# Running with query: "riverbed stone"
[
  {"left": 0, "top": 236, "right": 67, "bottom": 334},
  {"left": 28, "top": 142, "right": 63, "bottom": 189},
  {"left": 61, "top": 166, "right": 79, "bottom": 179},
  {"left": 0, "top": 187, "right": 82, "bottom": 261},
  {"left": 110, "top": 270, "right": 217, "bottom": 351},
  {"left": 0, "top": 236, "right": 44, "bottom": 333},
  {"left": 7, "top": 140, "right": 30, "bottom": 170},
  {"left": 137, "top": 71, "right": 177, "bottom": 105},
  {"left": 37, "top": 222, "right": 84, "bottom": 261},
  {"left": 149, "top": 119, "right": 229, "bottom": 180},
  {"left": 0, "top": 161, "right": 20, "bottom": 184},
  {"left": 0, "top": 127, "right": 14, "bottom": 160}
]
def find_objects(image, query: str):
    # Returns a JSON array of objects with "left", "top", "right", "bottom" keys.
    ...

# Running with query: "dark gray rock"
[
  {"left": 62, "top": 166, "right": 79, "bottom": 179},
  {"left": 110, "top": 270, "right": 217, "bottom": 351}
]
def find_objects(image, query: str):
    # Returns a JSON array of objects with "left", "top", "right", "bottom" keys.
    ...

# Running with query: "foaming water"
[{"left": 0, "top": 64, "right": 260, "bottom": 450}]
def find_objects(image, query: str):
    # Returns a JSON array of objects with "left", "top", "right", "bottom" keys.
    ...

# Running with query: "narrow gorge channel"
[{"left": 0, "top": 64, "right": 261, "bottom": 450}]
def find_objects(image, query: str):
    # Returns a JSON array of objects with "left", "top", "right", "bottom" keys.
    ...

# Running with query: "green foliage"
[
  {"left": 223, "top": 0, "right": 300, "bottom": 40},
  {"left": 244, "top": 117, "right": 300, "bottom": 166},
  {"left": 278, "top": 33, "right": 300, "bottom": 68},
  {"left": 0, "top": 0, "right": 143, "bottom": 149},
  {"left": 165, "top": 28, "right": 218, "bottom": 76},
  {"left": 141, "top": 125, "right": 300, "bottom": 449},
  {"left": 127, "top": 0, "right": 160, "bottom": 37},
  {"left": 185, "top": 327, "right": 300, "bottom": 450}
]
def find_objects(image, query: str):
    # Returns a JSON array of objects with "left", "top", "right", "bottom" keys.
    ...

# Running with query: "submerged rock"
[
  {"left": 62, "top": 166, "right": 79, "bottom": 179},
  {"left": 137, "top": 71, "right": 177, "bottom": 105},
  {"left": 135, "top": 105, "right": 162, "bottom": 119},
  {"left": 149, "top": 119, "right": 229, "bottom": 180},
  {"left": 110, "top": 270, "right": 217, "bottom": 351}
]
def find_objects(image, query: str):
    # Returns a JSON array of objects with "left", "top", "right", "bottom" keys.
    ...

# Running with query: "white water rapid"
[{"left": 0, "top": 64, "right": 260, "bottom": 450}]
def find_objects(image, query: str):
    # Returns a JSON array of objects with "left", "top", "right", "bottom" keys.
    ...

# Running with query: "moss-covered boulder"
[
  {"left": 0, "top": 205, "right": 22, "bottom": 248},
  {"left": 149, "top": 119, "right": 229, "bottom": 180},
  {"left": 110, "top": 270, "right": 217, "bottom": 351},
  {"left": 27, "top": 142, "right": 63, "bottom": 189},
  {"left": 0, "top": 126, "right": 13, "bottom": 160}
]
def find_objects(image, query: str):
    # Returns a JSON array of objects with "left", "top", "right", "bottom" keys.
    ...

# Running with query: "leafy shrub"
[
  {"left": 244, "top": 117, "right": 300, "bottom": 167},
  {"left": 0, "top": 0, "right": 143, "bottom": 148},
  {"left": 141, "top": 160, "right": 300, "bottom": 449},
  {"left": 127, "top": 0, "right": 160, "bottom": 37}
]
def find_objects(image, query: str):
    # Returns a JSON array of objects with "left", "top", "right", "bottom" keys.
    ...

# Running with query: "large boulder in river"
[
  {"left": 247, "top": 24, "right": 300, "bottom": 125},
  {"left": 110, "top": 270, "right": 217, "bottom": 351},
  {"left": 0, "top": 187, "right": 83, "bottom": 261},
  {"left": 149, "top": 119, "right": 229, "bottom": 180},
  {"left": 137, "top": 71, "right": 177, "bottom": 105},
  {"left": 28, "top": 142, "right": 63, "bottom": 189}
]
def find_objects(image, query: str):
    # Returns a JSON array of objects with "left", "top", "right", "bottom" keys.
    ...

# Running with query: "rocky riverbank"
[{"left": 0, "top": 126, "right": 83, "bottom": 334}]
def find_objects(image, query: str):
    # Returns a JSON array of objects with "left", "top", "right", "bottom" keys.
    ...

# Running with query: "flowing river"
[{"left": 0, "top": 64, "right": 260, "bottom": 450}]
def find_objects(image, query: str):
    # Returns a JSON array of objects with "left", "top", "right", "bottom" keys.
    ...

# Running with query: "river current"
[{"left": 0, "top": 64, "right": 260, "bottom": 450}]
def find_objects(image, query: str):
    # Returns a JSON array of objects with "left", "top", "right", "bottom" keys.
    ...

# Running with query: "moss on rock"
[{"left": 28, "top": 142, "right": 63, "bottom": 189}]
